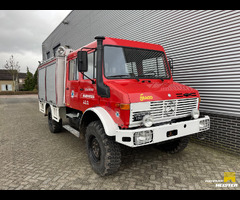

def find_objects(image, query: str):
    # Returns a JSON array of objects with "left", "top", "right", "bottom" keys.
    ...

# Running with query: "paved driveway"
[{"left": 0, "top": 95, "right": 239, "bottom": 190}]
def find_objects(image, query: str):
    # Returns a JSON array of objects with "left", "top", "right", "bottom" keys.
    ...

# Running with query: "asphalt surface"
[{"left": 0, "top": 95, "right": 240, "bottom": 190}]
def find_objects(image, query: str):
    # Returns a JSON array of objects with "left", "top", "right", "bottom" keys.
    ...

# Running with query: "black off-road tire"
[
  {"left": 47, "top": 107, "right": 62, "bottom": 133},
  {"left": 155, "top": 136, "right": 189, "bottom": 154},
  {"left": 85, "top": 120, "right": 121, "bottom": 176}
]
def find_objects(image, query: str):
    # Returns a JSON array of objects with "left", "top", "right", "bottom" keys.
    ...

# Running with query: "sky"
[{"left": 0, "top": 10, "right": 72, "bottom": 74}]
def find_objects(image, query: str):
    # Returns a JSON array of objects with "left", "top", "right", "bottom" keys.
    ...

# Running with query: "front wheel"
[{"left": 85, "top": 120, "right": 121, "bottom": 176}]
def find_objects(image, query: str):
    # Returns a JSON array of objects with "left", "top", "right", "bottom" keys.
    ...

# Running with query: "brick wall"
[{"left": 191, "top": 112, "right": 240, "bottom": 155}]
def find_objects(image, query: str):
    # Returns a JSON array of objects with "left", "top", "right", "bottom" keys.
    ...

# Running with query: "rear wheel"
[
  {"left": 47, "top": 107, "right": 62, "bottom": 133},
  {"left": 155, "top": 136, "right": 189, "bottom": 154},
  {"left": 85, "top": 120, "right": 121, "bottom": 176}
]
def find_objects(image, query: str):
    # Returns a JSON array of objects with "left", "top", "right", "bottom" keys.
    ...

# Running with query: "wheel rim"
[{"left": 90, "top": 137, "right": 101, "bottom": 162}]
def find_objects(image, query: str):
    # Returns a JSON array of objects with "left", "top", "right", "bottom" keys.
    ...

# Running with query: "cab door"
[
  {"left": 65, "top": 58, "right": 81, "bottom": 110},
  {"left": 79, "top": 51, "right": 99, "bottom": 111}
]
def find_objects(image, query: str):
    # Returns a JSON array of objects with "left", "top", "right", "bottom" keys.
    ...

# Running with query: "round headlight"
[
  {"left": 142, "top": 115, "right": 153, "bottom": 127},
  {"left": 191, "top": 109, "right": 200, "bottom": 119}
]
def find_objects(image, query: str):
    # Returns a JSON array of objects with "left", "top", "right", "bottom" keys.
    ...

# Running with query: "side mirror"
[{"left": 77, "top": 51, "right": 88, "bottom": 72}]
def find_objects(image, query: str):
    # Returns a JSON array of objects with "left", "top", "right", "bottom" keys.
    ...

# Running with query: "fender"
[{"left": 81, "top": 107, "right": 119, "bottom": 136}]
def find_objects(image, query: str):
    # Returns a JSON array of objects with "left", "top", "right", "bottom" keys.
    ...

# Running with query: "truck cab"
[{"left": 38, "top": 36, "right": 210, "bottom": 176}]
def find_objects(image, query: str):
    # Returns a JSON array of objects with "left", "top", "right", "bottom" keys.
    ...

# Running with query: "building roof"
[{"left": 0, "top": 69, "right": 27, "bottom": 81}]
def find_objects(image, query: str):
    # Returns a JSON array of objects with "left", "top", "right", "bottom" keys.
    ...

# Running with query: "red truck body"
[
  {"left": 64, "top": 37, "right": 200, "bottom": 128},
  {"left": 38, "top": 36, "right": 210, "bottom": 176}
]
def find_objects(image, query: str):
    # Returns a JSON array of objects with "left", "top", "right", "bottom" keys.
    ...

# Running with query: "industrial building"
[{"left": 42, "top": 10, "right": 240, "bottom": 154}]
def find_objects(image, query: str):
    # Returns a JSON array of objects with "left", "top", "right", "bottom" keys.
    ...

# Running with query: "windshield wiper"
[
  {"left": 132, "top": 73, "right": 140, "bottom": 82},
  {"left": 159, "top": 77, "right": 164, "bottom": 81},
  {"left": 158, "top": 76, "right": 167, "bottom": 82},
  {"left": 107, "top": 75, "right": 131, "bottom": 78},
  {"left": 108, "top": 74, "right": 140, "bottom": 82},
  {"left": 137, "top": 75, "right": 166, "bottom": 81}
]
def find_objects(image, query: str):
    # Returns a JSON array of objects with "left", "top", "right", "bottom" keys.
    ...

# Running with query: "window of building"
[
  {"left": 1, "top": 84, "right": 5, "bottom": 91},
  {"left": 1, "top": 84, "right": 12, "bottom": 91},
  {"left": 53, "top": 44, "right": 61, "bottom": 57},
  {"left": 46, "top": 51, "right": 50, "bottom": 59}
]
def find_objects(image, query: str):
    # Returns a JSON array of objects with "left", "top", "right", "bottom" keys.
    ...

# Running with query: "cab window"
[
  {"left": 69, "top": 59, "right": 78, "bottom": 80},
  {"left": 84, "top": 51, "right": 96, "bottom": 79}
]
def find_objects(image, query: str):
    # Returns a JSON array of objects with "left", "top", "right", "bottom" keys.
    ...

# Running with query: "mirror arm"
[{"left": 81, "top": 72, "right": 95, "bottom": 84}]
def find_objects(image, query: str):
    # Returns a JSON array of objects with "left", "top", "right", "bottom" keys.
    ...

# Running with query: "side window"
[
  {"left": 69, "top": 59, "right": 78, "bottom": 80},
  {"left": 84, "top": 51, "right": 96, "bottom": 79}
]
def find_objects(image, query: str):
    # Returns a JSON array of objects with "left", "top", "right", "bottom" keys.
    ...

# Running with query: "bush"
[{"left": 0, "top": 91, "right": 38, "bottom": 95}]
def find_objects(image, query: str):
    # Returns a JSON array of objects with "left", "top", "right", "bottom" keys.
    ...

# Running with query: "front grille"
[{"left": 150, "top": 98, "right": 198, "bottom": 122}]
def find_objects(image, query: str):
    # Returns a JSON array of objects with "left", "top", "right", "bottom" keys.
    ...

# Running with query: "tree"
[
  {"left": 33, "top": 69, "right": 38, "bottom": 90},
  {"left": 23, "top": 67, "right": 34, "bottom": 91},
  {"left": 4, "top": 55, "right": 20, "bottom": 91}
]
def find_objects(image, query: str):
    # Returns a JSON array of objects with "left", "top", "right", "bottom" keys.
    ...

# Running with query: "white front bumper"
[{"left": 115, "top": 116, "right": 210, "bottom": 147}]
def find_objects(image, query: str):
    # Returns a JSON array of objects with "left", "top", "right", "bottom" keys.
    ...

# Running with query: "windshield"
[{"left": 104, "top": 46, "right": 171, "bottom": 80}]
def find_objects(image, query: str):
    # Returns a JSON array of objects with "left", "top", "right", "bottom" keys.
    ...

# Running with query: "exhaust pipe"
[{"left": 95, "top": 36, "right": 110, "bottom": 98}]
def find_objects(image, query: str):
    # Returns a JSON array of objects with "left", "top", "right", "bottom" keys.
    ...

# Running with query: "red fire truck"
[{"left": 38, "top": 36, "right": 210, "bottom": 176}]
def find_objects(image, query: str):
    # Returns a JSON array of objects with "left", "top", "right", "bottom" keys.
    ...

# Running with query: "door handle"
[
  {"left": 80, "top": 88, "right": 84, "bottom": 91},
  {"left": 66, "top": 87, "right": 69, "bottom": 90}
]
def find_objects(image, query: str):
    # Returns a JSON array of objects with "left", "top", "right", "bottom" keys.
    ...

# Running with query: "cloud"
[
  {"left": 0, "top": 10, "right": 71, "bottom": 73},
  {"left": 0, "top": 10, "right": 44, "bottom": 54}
]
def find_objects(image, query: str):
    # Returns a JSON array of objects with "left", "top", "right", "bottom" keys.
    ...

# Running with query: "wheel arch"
[
  {"left": 80, "top": 107, "right": 119, "bottom": 136},
  {"left": 45, "top": 103, "right": 50, "bottom": 115}
]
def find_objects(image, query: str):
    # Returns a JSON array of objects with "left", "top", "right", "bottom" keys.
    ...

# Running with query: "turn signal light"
[{"left": 115, "top": 103, "right": 130, "bottom": 110}]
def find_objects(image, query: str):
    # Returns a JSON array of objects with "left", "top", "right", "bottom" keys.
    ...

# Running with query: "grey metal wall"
[{"left": 42, "top": 10, "right": 240, "bottom": 118}]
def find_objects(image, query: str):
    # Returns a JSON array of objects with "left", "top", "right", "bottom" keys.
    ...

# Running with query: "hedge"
[{"left": 0, "top": 91, "right": 38, "bottom": 95}]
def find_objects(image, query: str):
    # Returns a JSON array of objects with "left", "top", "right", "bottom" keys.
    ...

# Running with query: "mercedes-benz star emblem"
[{"left": 164, "top": 101, "right": 176, "bottom": 116}]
